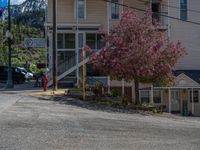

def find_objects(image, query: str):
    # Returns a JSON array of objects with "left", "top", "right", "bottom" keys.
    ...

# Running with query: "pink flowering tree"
[{"left": 89, "top": 9, "right": 186, "bottom": 104}]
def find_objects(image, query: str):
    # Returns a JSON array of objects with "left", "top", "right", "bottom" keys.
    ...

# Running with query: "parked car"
[
  {"left": 0, "top": 66, "right": 26, "bottom": 84},
  {"left": 17, "top": 67, "right": 34, "bottom": 81}
]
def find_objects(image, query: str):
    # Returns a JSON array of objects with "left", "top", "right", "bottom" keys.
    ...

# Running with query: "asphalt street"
[{"left": 0, "top": 93, "right": 200, "bottom": 150}]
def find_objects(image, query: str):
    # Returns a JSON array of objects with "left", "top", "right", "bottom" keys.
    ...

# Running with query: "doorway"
[{"left": 171, "top": 90, "right": 180, "bottom": 112}]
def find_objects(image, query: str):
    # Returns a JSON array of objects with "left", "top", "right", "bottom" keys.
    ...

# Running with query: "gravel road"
[{"left": 0, "top": 94, "right": 200, "bottom": 150}]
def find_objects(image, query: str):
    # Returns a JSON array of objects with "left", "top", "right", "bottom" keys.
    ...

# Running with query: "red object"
[
  {"left": 37, "top": 63, "right": 46, "bottom": 69},
  {"left": 43, "top": 75, "right": 48, "bottom": 92}
]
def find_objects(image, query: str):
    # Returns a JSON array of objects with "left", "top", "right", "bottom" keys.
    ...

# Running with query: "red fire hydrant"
[{"left": 43, "top": 74, "right": 48, "bottom": 92}]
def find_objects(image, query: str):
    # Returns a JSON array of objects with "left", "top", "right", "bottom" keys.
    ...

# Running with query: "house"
[{"left": 46, "top": 0, "right": 200, "bottom": 115}]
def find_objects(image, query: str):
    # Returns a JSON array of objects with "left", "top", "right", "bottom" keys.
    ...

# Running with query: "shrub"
[{"left": 108, "top": 90, "right": 119, "bottom": 97}]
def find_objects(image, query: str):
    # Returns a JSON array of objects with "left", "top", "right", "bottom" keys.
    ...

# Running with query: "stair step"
[
  {"left": 67, "top": 88, "right": 94, "bottom": 99},
  {"left": 58, "top": 81, "right": 74, "bottom": 88}
]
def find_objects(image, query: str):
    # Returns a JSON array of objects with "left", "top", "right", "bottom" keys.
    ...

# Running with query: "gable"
[{"left": 175, "top": 73, "right": 200, "bottom": 87}]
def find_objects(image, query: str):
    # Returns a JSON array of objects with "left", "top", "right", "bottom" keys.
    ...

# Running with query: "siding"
[
  {"left": 169, "top": 0, "right": 200, "bottom": 70},
  {"left": 47, "top": 0, "right": 150, "bottom": 30}
]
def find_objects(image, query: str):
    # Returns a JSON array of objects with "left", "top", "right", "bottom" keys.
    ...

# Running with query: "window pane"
[
  {"left": 180, "top": 0, "right": 187, "bottom": 21},
  {"left": 79, "top": 33, "right": 84, "bottom": 48},
  {"left": 154, "top": 90, "right": 161, "bottom": 103},
  {"left": 57, "top": 33, "right": 64, "bottom": 49},
  {"left": 97, "top": 34, "right": 105, "bottom": 49},
  {"left": 152, "top": 3, "right": 161, "bottom": 22},
  {"left": 190, "top": 90, "right": 199, "bottom": 103},
  {"left": 86, "top": 33, "right": 96, "bottom": 49},
  {"left": 111, "top": 0, "right": 119, "bottom": 19},
  {"left": 78, "top": 0, "right": 85, "bottom": 19},
  {"left": 65, "top": 34, "right": 75, "bottom": 49},
  {"left": 141, "top": 90, "right": 150, "bottom": 103}
]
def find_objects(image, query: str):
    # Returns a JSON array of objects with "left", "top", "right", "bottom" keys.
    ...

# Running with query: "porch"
[{"left": 152, "top": 87, "right": 200, "bottom": 116}]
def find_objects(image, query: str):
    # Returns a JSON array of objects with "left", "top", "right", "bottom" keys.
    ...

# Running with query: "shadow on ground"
[
  {"left": 36, "top": 95, "right": 151, "bottom": 116},
  {"left": 0, "top": 81, "right": 43, "bottom": 92}
]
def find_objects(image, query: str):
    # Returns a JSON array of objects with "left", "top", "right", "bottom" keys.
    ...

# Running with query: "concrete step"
[{"left": 58, "top": 81, "right": 74, "bottom": 88}]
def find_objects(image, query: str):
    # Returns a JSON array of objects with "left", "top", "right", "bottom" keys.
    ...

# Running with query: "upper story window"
[
  {"left": 111, "top": 0, "right": 119, "bottom": 19},
  {"left": 152, "top": 2, "right": 161, "bottom": 22},
  {"left": 77, "top": 0, "right": 85, "bottom": 19},
  {"left": 57, "top": 33, "right": 75, "bottom": 50},
  {"left": 180, "top": 0, "right": 187, "bottom": 21}
]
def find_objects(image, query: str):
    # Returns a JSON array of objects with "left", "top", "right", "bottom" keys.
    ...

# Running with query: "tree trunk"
[{"left": 135, "top": 80, "right": 139, "bottom": 105}]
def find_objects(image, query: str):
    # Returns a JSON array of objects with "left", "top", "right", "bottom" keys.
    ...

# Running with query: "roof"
[{"left": 175, "top": 70, "right": 200, "bottom": 84}]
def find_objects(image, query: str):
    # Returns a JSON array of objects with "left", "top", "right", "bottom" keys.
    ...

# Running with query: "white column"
[
  {"left": 150, "top": 85, "right": 154, "bottom": 104},
  {"left": 108, "top": 76, "right": 111, "bottom": 93},
  {"left": 188, "top": 89, "right": 190, "bottom": 114},
  {"left": 122, "top": 79, "right": 125, "bottom": 97},
  {"left": 169, "top": 88, "right": 171, "bottom": 113},
  {"left": 192, "top": 88, "right": 194, "bottom": 115},
  {"left": 132, "top": 81, "right": 135, "bottom": 102}
]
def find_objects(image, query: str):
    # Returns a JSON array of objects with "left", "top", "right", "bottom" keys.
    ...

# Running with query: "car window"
[{"left": 15, "top": 68, "right": 21, "bottom": 73}]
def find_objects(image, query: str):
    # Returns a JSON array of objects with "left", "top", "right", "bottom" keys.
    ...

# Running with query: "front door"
[{"left": 171, "top": 90, "right": 180, "bottom": 112}]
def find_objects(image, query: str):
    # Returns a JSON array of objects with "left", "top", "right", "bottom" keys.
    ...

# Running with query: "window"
[
  {"left": 152, "top": 2, "right": 160, "bottom": 22},
  {"left": 190, "top": 90, "right": 199, "bottom": 103},
  {"left": 65, "top": 34, "right": 75, "bottom": 49},
  {"left": 78, "top": 33, "right": 84, "bottom": 63},
  {"left": 57, "top": 33, "right": 75, "bottom": 50},
  {"left": 77, "top": 0, "right": 85, "bottom": 19},
  {"left": 153, "top": 90, "right": 161, "bottom": 104},
  {"left": 140, "top": 90, "right": 150, "bottom": 104},
  {"left": 57, "top": 33, "right": 64, "bottom": 49},
  {"left": 86, "top": 33, "right": 105, "bottom": 50},
  {"left": 180, "top": 0, "right": 187, "bottom": 21},
  {"left": 111, "top": 0, "right": 119, "bottom": 19},
  {"left": 97, "top": 34, "right": 105, "bottom": 49},
  {"left": 171, "top": 90, "right": 179, "bottom": 104}
]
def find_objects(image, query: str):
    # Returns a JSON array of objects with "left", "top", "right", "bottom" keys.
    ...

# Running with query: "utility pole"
[
  {"left": 52, "top": 0, "right": 57, "bottom": 91},
  {"left": 6, "top": 0, "right": 13, "bottom": 89}
]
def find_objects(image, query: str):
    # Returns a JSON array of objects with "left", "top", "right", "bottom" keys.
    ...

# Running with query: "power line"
[
  {"left": 136, "top": 0, "right": 200, "bottom": 14},
  {"left": 103, "top": 0, "right": 200, "bottom": 26}
]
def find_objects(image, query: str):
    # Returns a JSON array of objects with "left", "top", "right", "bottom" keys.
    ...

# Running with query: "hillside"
[{"left": 0, "top": 0, "right": 46, "bottom": 29}]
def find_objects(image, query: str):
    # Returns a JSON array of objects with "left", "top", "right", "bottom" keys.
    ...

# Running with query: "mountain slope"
[
  {"left": 12, "top": 0, "right": 46, "bottom": 29},
  {"left": 20, "top": 0, "right": 46, "bottom": 13}
]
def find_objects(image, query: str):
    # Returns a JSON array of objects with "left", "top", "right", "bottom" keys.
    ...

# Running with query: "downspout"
[
  {"left": 107, "top": 1, "right": 111, "bottom": 93},
  {"left": 76, "top": 0, "right": 80, "bottom": 86},
  {"left": 167, "top": 0, "right": 170, "bottom": 37},
  {"left": 45, "top": 0, "right": 48, "bottom": 76}
]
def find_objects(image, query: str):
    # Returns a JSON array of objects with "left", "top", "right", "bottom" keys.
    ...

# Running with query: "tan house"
[{"left": 46, "top": 0, "right": 200, "bottom": 115}]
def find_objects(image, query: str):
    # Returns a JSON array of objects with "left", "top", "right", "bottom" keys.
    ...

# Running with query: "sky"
[
  {"left": 11, "top": 0, "right": 25, "bottom": 5},
  {"left": 0, "top": 0, "right": 25, "bottom": 6}
]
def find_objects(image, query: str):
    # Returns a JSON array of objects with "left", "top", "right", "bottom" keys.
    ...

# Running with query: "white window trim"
[{"left": 74, "top": 0, "right": 87, "bottom": 20}]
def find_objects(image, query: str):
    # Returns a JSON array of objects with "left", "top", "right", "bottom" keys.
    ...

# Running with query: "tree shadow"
[{"left": 37, "top": 95, "right": 150, "bottom": 116}]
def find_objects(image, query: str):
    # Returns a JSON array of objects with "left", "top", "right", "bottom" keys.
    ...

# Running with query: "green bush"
[
  {"left": 141, "top": 103, "right": 162, "bottom": 114},
  {"left": 108, "top": 90, "right": 119, "bottom": 97}
]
